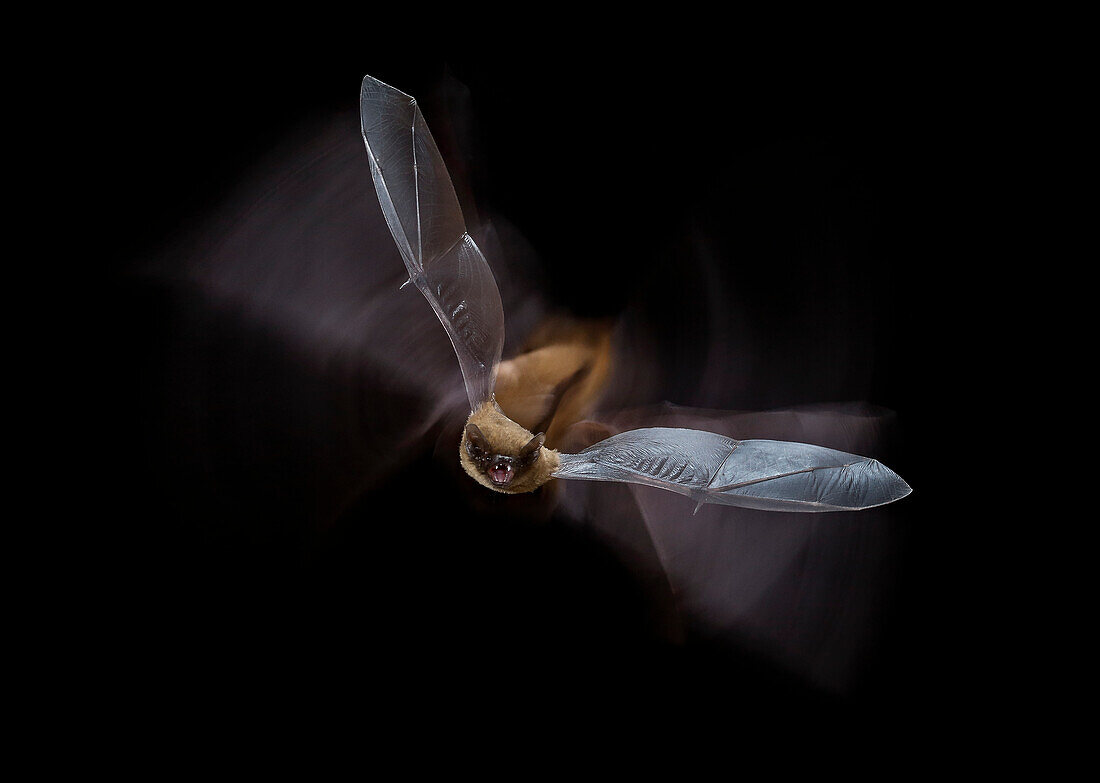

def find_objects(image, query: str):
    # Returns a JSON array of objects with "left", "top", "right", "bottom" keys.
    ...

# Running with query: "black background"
[{"left": 85, "top": 27, "right": 984, "bottom": 741}]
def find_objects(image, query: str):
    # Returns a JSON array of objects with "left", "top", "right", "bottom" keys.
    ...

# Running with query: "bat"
[
  {"left": 359, "top": 74, "right": 911, "bottom": 514},
  {"left": 124, "top": 66, "right": 920, "bottom": 704}
]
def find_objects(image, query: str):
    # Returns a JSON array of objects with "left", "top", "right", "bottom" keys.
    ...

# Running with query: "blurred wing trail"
[{"left": 557, "top": 403, "right": 910, "bottom": 693}]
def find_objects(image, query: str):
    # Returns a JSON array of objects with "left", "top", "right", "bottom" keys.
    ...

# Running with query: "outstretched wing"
[
  {"left": 554, "top": 427, "right": 911, "bottom": 512},
  {"left": 360, "top": 74, "right": 505, "bottom": 410}
]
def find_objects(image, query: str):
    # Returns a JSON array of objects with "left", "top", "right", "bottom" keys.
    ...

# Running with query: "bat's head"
[{"left": 460, "top": 399, "right": 560, "bottom": 494}]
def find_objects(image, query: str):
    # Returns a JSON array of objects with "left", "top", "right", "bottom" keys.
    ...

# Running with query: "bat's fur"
[
  {"left": 494, "top": 316, "right": 613, "bottom": 449},
  {"left": 460, "top": 399, "right": 560, "bottom": 493}
]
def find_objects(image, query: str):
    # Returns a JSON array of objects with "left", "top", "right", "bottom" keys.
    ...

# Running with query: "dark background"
[{"left": 86, "top": 31, "right": 981, "bottom": 736}]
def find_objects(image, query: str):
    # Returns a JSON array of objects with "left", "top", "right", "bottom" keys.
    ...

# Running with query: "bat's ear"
[
  {"left": 519, "top": 432, "right": 545, "bottom": 464},
  {"left": 465, "top": 423, "right": 492, "bottom": 459}
]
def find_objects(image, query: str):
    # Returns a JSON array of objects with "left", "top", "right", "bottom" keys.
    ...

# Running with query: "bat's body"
[
  {"left": 461, "top": 315, "right": 613, "bottom": 492},
  {"left": 493, "top": 316, "right": 613, "bottom": 449},
  {"left": 359, "top": 74, "right": 911, "bottom": 514}
]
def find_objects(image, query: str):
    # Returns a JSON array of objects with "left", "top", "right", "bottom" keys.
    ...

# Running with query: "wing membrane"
[
  {"left": 554, "top": 427, "right": 911, "bottom": 512},
  {"left": 360, "top": 75, "right": 504, "bottom": 409},
  {"left": 415, "top": 233, "right": 504, "bottom": 409}
]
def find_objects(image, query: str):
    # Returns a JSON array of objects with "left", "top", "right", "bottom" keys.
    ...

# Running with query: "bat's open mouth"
[{"left": 489, "top": 461, "right": 514, "bottom": 486}]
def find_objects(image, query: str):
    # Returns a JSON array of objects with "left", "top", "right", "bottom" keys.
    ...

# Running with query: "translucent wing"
[
  {"left": 554, "top": 427, "right": 911, "bottom": 512},
  {"left": 360, "top": 74, "right": 505, "bottom": 410}
]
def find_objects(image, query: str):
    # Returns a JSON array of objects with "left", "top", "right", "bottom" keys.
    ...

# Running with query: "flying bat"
[
  {"left": 123, "top": 68, "right": 919, "bottom": 702},
  {"left": 359, "top": 74, "right": 911, "bottom": 514}
]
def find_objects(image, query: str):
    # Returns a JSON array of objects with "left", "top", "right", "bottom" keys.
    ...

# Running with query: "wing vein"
[
  {"left": 411, "top": 105, "right": 423, "bottom": 267},
  {"left": 708, "top": 462, "right": 854, "bottom": 493},
  {"left": 364, "top": 142, "right": 415, "bottom": 267}
]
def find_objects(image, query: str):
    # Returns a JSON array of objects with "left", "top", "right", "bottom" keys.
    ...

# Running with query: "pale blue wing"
[
  {"left": 360, "top": 75, "right": 504, "bottom": 410},
  {"left": 553, "top": 427, "right": 911, "bottom": 512}
]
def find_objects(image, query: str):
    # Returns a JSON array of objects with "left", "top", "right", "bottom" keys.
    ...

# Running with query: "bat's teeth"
[{"left": 489, "top": 463, "right": 514, "bottom": 486}]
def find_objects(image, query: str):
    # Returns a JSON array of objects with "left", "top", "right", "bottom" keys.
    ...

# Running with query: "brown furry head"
[{"left": 459, "top": 399, "right": 560, "bottom": 494}]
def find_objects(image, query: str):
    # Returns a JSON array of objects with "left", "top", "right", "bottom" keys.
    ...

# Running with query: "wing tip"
[
  {"left": 855, "top": 459, "right": 912, "bottom": 509},
  {"left": 361, "top": 73, "right": 414, "bottom": 101}
]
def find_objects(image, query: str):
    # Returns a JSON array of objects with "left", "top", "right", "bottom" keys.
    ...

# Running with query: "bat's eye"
[{"left": 488, "top": 460, "right": 515, "bottom": 486}]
